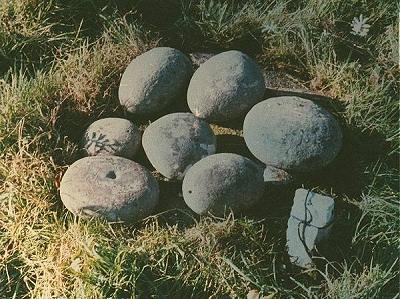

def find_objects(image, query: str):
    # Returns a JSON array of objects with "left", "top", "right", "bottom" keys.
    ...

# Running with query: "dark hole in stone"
[
  {"left": 188, "top": 190, "right": 192, "bottom": 194},
  {"left": 106, "top": 170, "right": 116, "bottom": 179}
]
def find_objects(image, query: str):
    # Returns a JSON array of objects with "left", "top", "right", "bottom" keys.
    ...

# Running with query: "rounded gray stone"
[
  {"left": 263, "top": 165, "right": 293, "bottom": 185},
  {"left": 182, "top": 153, "right": 264, "bottom": 215},
  {"left": 243, "top": 96, "right": 343, "bottom": 172},
  {"left": 142, "top": 113, "right": 216, "bottom": 180},
  {"left": 82, "top": 118, "right": 141, "bottom": 159},
  {"left": 187, "top": 50, "right": 265, "bottom": 122},
  {"left": 119, "top": 47, "right": 193, "bottom": 114},
  {"left": 60, "top": 156, "right": 159, "bottom": 222}
]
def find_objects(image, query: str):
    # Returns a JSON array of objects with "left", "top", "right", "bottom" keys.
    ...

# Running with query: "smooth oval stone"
[
  {"left": 243, "top": 96, "right": 343, "bottom": 172},
  {"left": 263, "top": 165, "right": 293, "bottom": 185},
  {"left": 82, "top": 118, "right": 141, "bottom": 159},
  {"left": 60, "top": 156, "right": 159, "bottom": 222},
  {"left": 119, "top": 47, "right": 193, "bottom": 114},
  {"left": 182, "top": 153, "right": 264, "bottom": 215},
  {"left": 187, "top": 50, "right": 265, "bottom": 122},
  {"left": 142, "top": 113, "right": 216, "bottom": 180}
]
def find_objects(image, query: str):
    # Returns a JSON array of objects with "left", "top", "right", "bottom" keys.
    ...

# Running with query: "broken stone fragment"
[
  {"left": 263, "top": 165, "right": 293, "bottom": 185},
  {"left": 286, "top": 188, "right": 335, "bottom": 268}
]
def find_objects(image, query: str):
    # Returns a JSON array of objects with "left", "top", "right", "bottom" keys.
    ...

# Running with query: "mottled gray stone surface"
[
  {"left": 187, "top": 50, "right": 265, "bottom": 122},
  {"left": 243, "top": 96, "right": 343, "bottom": 172},
  {"left": 182, "top": 153, "right": 264, "bottom": 215},
  {"left": 142, "top": 113, "right": 216, "bottom": 180},
  {"left": 119, "top": 47, "right": 193, "bottom": 114},
  {"left": 263, "top": 165, "right": 293, "bottom": 185},
  {"left": 60, "top": 156, "right": 159, "bottom": 222},
  {"left": 286, "top": 188, "right": 335, "bottom": 268},
  {"left": 82, "top": 118, "right": 141, "bottom": 159}
]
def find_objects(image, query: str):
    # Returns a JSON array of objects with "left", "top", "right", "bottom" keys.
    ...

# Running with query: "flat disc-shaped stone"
[
  {"left": 182, "top": 153, "right": 264, "bottom": 215},
  {"left": 243, "top": 96, "right": 343, "bottom": 172},
  {"left": 60, "top": 156, "right": 159, "bottom": 222},
  {"left": 142, "top": 113, "right": 216, "bottom": 180},
  {"left": 187, "top": 50, "right": 265, "bottom": 122},
  {"left": 119, "top": 47, "right": 193, "bottom": 114},
  {"left": 82, "top": 118, "right": 141, "bottom": 159}
]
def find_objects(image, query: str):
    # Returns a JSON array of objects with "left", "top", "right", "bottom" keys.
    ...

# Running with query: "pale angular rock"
[
  {"left": 60, "top": 156, "right": 159, "bottom": 222},
  {"left": 142, "top": 113, "right": 216, "bottom": 180},
  {"left": 82, "top": 118, "right": 141, "bottom": 159},
  {"left": 243, "top": 96, "right": 343, "bottom": 172},
  {"left": 187, "top": 50, "right": 265, "bottom": 122},
  {"left": 119, "top": 47, "right": 193, "bottom": 114},
  {"left": 263, "top": 165, "right": 293, "bottom": 185},
  {"left": 182, "top": 153, "right": 264, "bottom": 215},
  {"left": 286, "top": 188, "right": 335, "bottom": 268}
]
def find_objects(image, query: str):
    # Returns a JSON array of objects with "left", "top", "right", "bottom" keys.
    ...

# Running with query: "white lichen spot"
[{"left": 351, "top": 14, "right": 371, "bottom": 37}]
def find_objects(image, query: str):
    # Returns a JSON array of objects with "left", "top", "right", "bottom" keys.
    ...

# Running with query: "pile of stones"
[{"left": 59, "top": 47, "right": 343, "bottom": 267}]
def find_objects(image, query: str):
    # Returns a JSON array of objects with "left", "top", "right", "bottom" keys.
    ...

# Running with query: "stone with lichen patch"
[
  {"left": 60, "top": 156, "right": 159, "bottom": 222},
  {"left": 82, "top": 118, "right": 141, "bottom": 159},
  {"left": 182, "top": 153, "right": 264, "bottom": 215},
  {"left": 119, "top": 47, "right": 193, "bottom": 114},
  {"left": 187, "top": 50, "right": 265, "bottom": 122},
  {"left": 142, "top": 113, "right": 216, "bottom": 180},
  {"left": 244, "top": 96, "right": 343, "bottom": 172}
]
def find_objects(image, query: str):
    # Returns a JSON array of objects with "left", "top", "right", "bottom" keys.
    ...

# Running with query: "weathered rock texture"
[
  {"left": 142, "top": 113, "right": 216, "bottom": 180},
  {"left": 187, "top": 50, "right": 265, "bottom": 122},
  {"left": 286, "top": 188, "right": 335, "bottom": 268},
  {"left": 182, "top": 153, "right": 264, "bottom": 215},
  {"left": 243, "top": 96, "right": 343, "bottom": 172},
  {"left": 60, "top": 156, "right": 159, "bottom": 222},
  {"left": 119, "top": 47, "right": 193, "bottom": 114},
  {"left": 82, "top": 118, "right": 141, "bottom": 159}
]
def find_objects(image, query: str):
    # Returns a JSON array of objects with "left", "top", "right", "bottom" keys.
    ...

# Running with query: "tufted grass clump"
[{"left": 0, "top": 0, "right": 398, "bottom": 298}]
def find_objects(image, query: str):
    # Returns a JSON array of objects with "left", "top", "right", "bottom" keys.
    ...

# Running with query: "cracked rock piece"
[
  {"left": 142, "top": 113, "right": 216, "bottom": 180},
  {"left": 243, "top": 96, "right": 343, "bottom": 172},
  {"left": 286, "top": 188, "right": 335, "bottom": 268},
  {"left": 119, "top": 47, "right": 193, "bottom": 114},
  {"left": 263, "top": 165, "right": 293, "bottom": 185},
  {"left": 82, "top": 118, "right": 141, "bottom": 159},
  {"left": 60, "top": 156, "right": 159, "bottom": 222},
  {"left": 187, "top": 50, "right": 265, "bottom": 122},
  {"left": 182, "top": 153, "right": 264, "bottom": 215}
]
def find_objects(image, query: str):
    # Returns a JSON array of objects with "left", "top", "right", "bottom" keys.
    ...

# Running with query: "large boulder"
[
  {"left": 60, "top": 156, "right": 159, "bottom": 222},
  {"left": 182, "top": 153, "right": 264, "bottom": 215},
  {"left": 187, "top": 50, "right": 265, "bottom": 122},
  {"left": 82, "top": 118, "right": 141, "bottom": 159},
  {"left": 119, "top": 47, "right": 193, "bottom": 114},
  {"left": 142, "top": 113, "right": 216, "bottom": 180},
  {"left": 243, "top": 96, "right": 343, "bottom": 172}
]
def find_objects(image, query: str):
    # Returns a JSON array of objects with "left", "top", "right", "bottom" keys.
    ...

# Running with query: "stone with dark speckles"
[
  {"left": 182, "top": 153, "right": 264, "bottom": 215},
  {"left": 243, "top": 96, "right": 343, "bottom": 172},
  {"left": 142, "top": 113, "right": 216, "bottom": 180}
]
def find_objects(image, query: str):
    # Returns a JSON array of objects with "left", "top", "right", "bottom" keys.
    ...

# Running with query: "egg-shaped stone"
[
  {"left": 182, "top": 153, "right": 264, "bottom": 215},
  {"left": 82, "top": 118, "right": 141, "bottom": 159},
  {"left": 60, "top": 156, "right": 159, "bottom": 222},
  {"left": 119, "top": 47, "right": 193, "bottom": 114},
  {"left": 187, "top": 50, "right": 265, "bottom": 122},
  {"left": 142, "top": 113, "right": 216, "bottom": 180},
  {"left": 243, "top": 96, "right": 343, "bottom": 172}
]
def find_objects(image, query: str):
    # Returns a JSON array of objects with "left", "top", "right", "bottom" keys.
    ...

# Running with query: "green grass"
[{"left": 0, "top": 0, "right": 399, "bottom": 298}]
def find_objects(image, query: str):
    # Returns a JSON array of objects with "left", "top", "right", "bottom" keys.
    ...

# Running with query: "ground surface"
[{"left": 0, "top": 1, "right": 398, "bottom": 298}]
